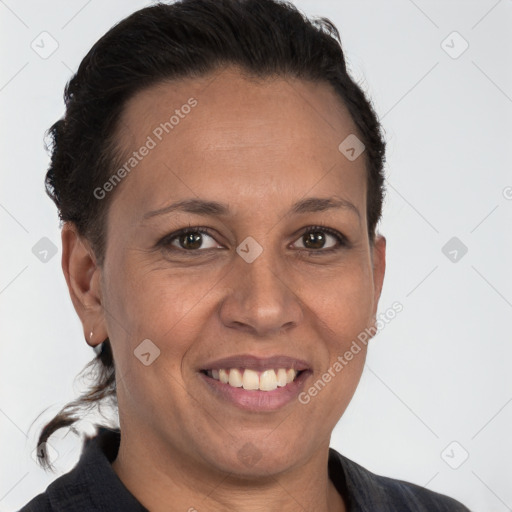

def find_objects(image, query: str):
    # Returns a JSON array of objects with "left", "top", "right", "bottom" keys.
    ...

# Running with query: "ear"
[
  {"left": 61, "top": 222, "right": 108, "bottom": 348},
  {"left": 370, "top": 234, "right": 386, "bottom": 317}
]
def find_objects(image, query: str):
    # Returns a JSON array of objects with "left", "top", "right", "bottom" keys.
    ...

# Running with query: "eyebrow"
[{"left": 142, "top": 196, "right": 360, "bottom": 221}]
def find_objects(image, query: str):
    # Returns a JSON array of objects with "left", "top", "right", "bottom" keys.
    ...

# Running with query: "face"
[{"left": 78, "top": 67, "right": 385, "bottom": 477}]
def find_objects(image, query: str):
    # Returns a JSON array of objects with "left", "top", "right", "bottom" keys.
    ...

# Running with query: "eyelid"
[
  {"left": 157, "top": 224, "right": 349, "bottom": 254},
  {"left": 291, "top": 225, "right": 348, "bottom": 252},
  {"left": 158, "top": 226, "right": 223, "bottom": 251}
]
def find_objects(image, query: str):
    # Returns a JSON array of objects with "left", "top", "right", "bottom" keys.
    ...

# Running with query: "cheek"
[
  {"left": 102, "top": 261, "right": 214, "bottom": 421},
  {"left": 303, "top": 258, "right": 374, "bottom": 386},
  {"left": 103, "top": 256, "right": 225, "bottom": 363},
  {"left": 104, "top": 239, "right": 375, "bottom": 367},
  {"left": 307, "top": 256, "right": 375, "bottom": 333}
]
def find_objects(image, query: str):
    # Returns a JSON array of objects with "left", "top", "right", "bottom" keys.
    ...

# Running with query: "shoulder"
[
  {"left": 17, "top": 461, "right": 94, "bottom": 512},
  {"left": 18, "top": 492, "right": 52, "bottom": 512},
  {"left": 17, "top": 428, "right": 147, "bottom": 512},
  {"left": 329, "top": 448, "right": 471, "bottom": 511}
]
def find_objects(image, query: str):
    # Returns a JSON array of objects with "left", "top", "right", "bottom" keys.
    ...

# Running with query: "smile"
[{"left": 198, "top": 355, "right": 311, "bottom": 412}]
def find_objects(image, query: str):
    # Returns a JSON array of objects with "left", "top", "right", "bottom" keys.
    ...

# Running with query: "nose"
[{"left": 219, "top": 249, "right": 303, "bottom": 337}]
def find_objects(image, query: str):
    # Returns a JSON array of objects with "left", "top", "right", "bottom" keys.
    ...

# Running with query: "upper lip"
[{"left": 199, "top": 354, "right": 311, "bottom": 372}]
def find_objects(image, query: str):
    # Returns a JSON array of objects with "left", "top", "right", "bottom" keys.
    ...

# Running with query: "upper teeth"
[{"left": 207, "top": 368, "right": 298, "bottom": 391}]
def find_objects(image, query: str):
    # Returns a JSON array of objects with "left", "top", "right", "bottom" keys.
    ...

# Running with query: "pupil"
[
  {"left": 181, "top": 232, "right": 202, "bottom": 250},
  {"left": 178, "top": 232, "right": 327, "bottom": 250},
  {"left": 304, "top": 232, "right": 325, "bottom": 249}
]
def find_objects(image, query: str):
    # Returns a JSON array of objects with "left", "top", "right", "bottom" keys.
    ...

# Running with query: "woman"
[{"left": 20, "top": 0, "right": 470, "bottom": 510}]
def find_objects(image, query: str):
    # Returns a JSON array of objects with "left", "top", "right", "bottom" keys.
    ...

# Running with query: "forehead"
[{"left": 110, "top": 66, "right": 366, "bottom": 221}]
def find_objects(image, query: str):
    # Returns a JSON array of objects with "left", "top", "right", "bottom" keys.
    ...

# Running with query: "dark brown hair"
[{"left": 36, "top": 0, "right": 386, "bottom": 469}]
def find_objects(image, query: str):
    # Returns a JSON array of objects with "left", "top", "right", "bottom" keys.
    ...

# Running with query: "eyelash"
[{"left": 157, "top": 224, "right": 348, "bottom": 256}]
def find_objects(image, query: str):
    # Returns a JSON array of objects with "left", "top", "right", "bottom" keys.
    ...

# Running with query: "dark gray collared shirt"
[{"left": 19, "top": 427, "right": 470, "bottom": 511}]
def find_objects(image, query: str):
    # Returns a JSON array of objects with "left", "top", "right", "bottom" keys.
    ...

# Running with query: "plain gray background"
[{"left": 1, "top": 1, "right": 511, "bottom": 510}]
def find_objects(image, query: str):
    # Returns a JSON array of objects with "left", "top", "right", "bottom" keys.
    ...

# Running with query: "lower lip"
[{"left": 198, "top": 371, "right": 311, "bottom": 412}]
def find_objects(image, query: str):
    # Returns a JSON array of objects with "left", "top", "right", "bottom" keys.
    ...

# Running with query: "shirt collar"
[{"left": 47, "top": 427, "right": 147, "bottom": 511}]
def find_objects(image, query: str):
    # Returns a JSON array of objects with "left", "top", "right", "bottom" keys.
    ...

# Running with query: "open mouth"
[{"left": 200, "top": 368, "right": 305, "bottom": 391}]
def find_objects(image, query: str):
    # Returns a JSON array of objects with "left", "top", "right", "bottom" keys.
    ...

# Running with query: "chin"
[{"left": 200, "top": 439, "right": 304, "bottom": 479}]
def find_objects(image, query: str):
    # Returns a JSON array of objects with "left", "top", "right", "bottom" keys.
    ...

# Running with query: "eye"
[
  {"left": 157, "top": 225, "right": 348, "bottom": 256},
  {"left": 159, "top": 227, "right": 222, "bottom": 252},
  {"left": 292, "top": 226, "right": 347, "bottom": 253}
]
